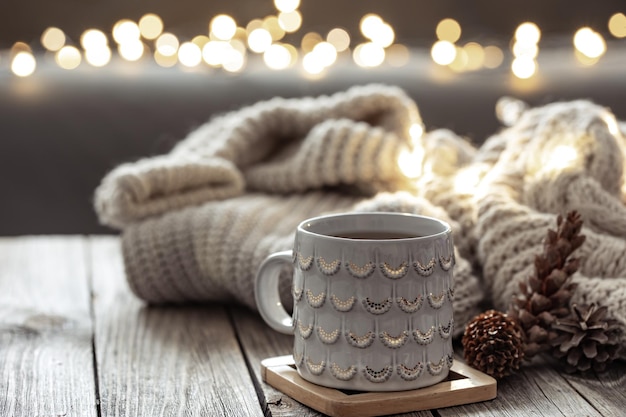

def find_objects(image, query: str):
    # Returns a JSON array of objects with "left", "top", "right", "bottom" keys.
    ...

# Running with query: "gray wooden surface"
[{"left": 0, "top": 235, "right": 624, "bottom": 417}]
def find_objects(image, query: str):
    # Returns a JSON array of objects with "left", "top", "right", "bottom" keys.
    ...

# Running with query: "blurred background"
[{"left": 1, "top": 0, "right": 625, "bottom": 234}]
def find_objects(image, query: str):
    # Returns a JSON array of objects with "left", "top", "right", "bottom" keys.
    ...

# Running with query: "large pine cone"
[
  {"left": 550, "top": 303, "right": 621, "bottom": 373},
  {"left": 463, "top": 310, "right": 525, "bottom": 379},
  {"left": 509, "top": 211, "right": 585, "bottom": 358}
]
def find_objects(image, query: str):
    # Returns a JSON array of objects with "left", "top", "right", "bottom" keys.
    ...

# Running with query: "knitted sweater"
[{"left": 95, "top": 86, "right": 626, "bottom": 352}]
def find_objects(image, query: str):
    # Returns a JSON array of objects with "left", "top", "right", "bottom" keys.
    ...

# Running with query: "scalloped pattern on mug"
[
  {"left": 362, "top": 297, "right": 393, "bottom": 315},
  {"left": 447, "top": 286, "right": 455, "bottom": 302},
  {"left": 363, "top": 365, "right": 393, "bottom": 383},
  {"left": 292, "top": 287, "right": 303, "bottom": 302},
  {"left": 427, "top": 357, "right": 446, "bottom": 376},
  {"left": 413, "top": 258, "right": 436, "bottom": 277},
  {"left": 293, "top": 351, "right": 304, "bottom": 366},
  {"left": 330, "top": 294, "right": 356, "bottom": 312},
  {"left": 305, "top": 289, "right": 326, "bottom": 308},
  {"left": 438, "top": 251, "right": 454, "bottom": 271},
  {"left": 317, "top": 257, "right": 341, "bottom": 275},
  {"left": 379, "top": 330, "right": 409, "bottom": 349},
  {"left": 413, "top": 326, "right": 435, "bottom": 345},
  {"left": 345, "top": 261, "right": 376, "bottom": 279},
  {"left": 439, "top": 318, "right": 454, "bottom": 340},
  {"left": 396, "top": 362, "right": 424, "bottom": 381},
  {"left": 296, "top": 253, "right": 314, "bottom": 271},
  {"left": 330, "top": 363, "right": 358, "bottom": 381},
  {"left": 396, "top": 295, "right": 423, "bottom": 313},
  {"left": 379, "top": 261, "right": 409, "bottom": 279},
  {"left": 297, "top": 320, "right": 313, "bottom": 339},
  {"left": 427, "top": 291, "right": 446, "bottom": 309},
  {"left": 317, "top": 326, "right": 340, "bottom": 344},
  {"left": 345, "top": 330, "right": 376, "bottom": 348},
  {"left": 305, "top": 357, "right": 326, "bottom": 375},
  {"left": 446, "top": 354, "right": 454, "bottom": 368}
]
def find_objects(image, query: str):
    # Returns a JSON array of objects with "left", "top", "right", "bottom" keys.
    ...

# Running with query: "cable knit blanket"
[{"left": 94, "top": 85, "right": 626, "bottom": 353}]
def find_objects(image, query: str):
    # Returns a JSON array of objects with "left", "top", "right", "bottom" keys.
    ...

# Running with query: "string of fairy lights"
[{"left": 3, "top": 0, "right": 626, "bottom": 79}]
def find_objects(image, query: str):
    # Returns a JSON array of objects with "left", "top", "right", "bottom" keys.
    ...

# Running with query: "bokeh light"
[
  {"left": 515, "top": 22, "right": 541, "bottom": 45},
  {"left": 463, "top": 42, "right": 484, "bottom": 70},
  {"left": 85, "top": 46, "right": 112, "bottom": 67},
  {"left": 154, "top": 50, "right": 177, "bottom": 67},
  {"left": 327, "top": 28, "right": 350, "bottom": 52},
  {"left": 211, "top": 15, "right": 237, "bottom": 41},
  {"left": 278, "top": 11, "right": 302, "bottom": 33},
  {"left": 353, "top": 42, "right": 385, "bottom": 67},
  {"left": 301, "top": 32, "right": 323, "bottom": 52},
  {"left": 202, "top": 41, "right": 230, "bottom": 66},
  {"left": 302, "top": 52, "right": 325, "bottom": 74},
  {"left": 178, "top": 42, "right": 202, "bottom": 67},
  {"left": 274, "top": 0, "right": 300, "bottom": 13},
  {"left": 41, "top": 27, "right": 65, "bottom": 51},
  {"left": 81, "top": 29, "right": 108, "bottom": 50},
  {"left": 248, "top": 28, "right": 273, "bottom": 52},
  {"left": 511, "top": 56, "right": 536, "bottom": 79},
  {"left": 156, "top": 32, "right": 179, "bottom": 56},
  {"left": 138, "top": 13, "right": 163, "bottom": 40},
  {"left": 264, "top": 43, "right": 292, "bottom": 69},
  {"left": 113, "top": 20, "right": 140, "bottom": 44},
  {"left": 11, "top": 52, "right": 36, "bottom": 77},
  {"left": 608, "top": 13, "right": 626, "bottom": 38},
  {"left": 574, "top": 27, "right": 606, "bottom": 59},
  {"left": 55, "top": 46, "right": 82, "bottom": 69},
  {"left": 448, "top": 46, "right": 468, "bottom": 72},
  {"left": 360, "top": 14, "right": 384, "bottom": 40},
  {"left": 118, "top": 40, "right": 144, "bottom": 61},
  {"left": 436, "top": 18, "right": 461, "bottom": 43},
  {"left": 483, "top": 45, "right": 504, "bottom": 69},
  {"left": 431, "top": 40, "right": 456, "bottom": 65},
  {"left": 263, "top": 16, "right": 285, "bottom": 41},
  {"left": 386, "top": 44, "right": 410, "bottom": 67},
  {"left": 312, "top": 41, "right": 338, "bottom": 67}
]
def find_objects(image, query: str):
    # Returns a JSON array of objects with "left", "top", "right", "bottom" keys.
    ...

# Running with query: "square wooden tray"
[{"left": 261, "top": 355, "right": 497, "bottom": 417}]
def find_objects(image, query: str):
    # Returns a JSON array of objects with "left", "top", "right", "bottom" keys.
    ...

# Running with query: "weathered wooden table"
[{"left": 1, "top": 236, "right": 624, "bottom": 416}]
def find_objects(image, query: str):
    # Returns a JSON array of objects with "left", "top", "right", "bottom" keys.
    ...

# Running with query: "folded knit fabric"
[{"left": 94, "top": 84, "right": 485, "bottom": 337}]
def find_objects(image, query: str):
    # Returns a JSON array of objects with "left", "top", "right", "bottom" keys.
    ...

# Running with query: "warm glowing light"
[
  {"left": 511, "top": 56, "right": 536, "bottom": 79},
  {"left": 192, "top": 35, "right": 210, "bottom": 49},
  {"left": 431, "top": 40, "right": 456, "bottom": 65},
  {"left": 11, "top": 52, "right": 36, "bottom": 77},
  {"left": 410, "top": 123, "right": 424, "bottom": 141},
  {"left": 515, "top": 22, "right": 541, "bottom": 45},
  {"left": 11, "top": 42, "right": 31, "bottom": 54},
  {"left": 574, "top": 49, "right": 601, "bottom": 66},
  {"left": 156, "top": 33, "right": 179, "bottom": 57},
  {"left": 369, "top": 23, "right": 395, "bottom": 48},
  {"left": 301, "top": 32, "right": 323, "bottom": 52},
  {"left": 608, "top": 13, "right": 626, "bottom": 38},
  {"left": 278, "top": 11, "right": 302, "bottom": 33},
  {"left": 512, "top": 42, "right": 539, "bottom": 58},
  {"left": 113, "top": 20, "right": 140, "bottom": 44},
  {"left": 246, "top": 19, "right": 264, "bottom": 33},
  {"left": 312, "top": 42, "right": 337, "bottom": 67},
  {"left": 55, "top": 46, "right": 81, "bottom": 69},
  {"left": 544, "top": 145, "right": 579, "bottom": 172},
  {"left": 118, "top": 40, "right": 144, "bottom": 61},
  {"left": 178, "top": 42, "right": 202, "bottom": 67},
  {"left": 464, "top": 42, "right": 484, "bottom": 70},
  {"left": 41, "top": 27, "right": 65, "bottom": 51},
  {"left": 302, "top": 52, "right": 325, "bottom": 74},
  {"left": 222, "top": 49, "right": 246, "bottom": 72},
  {"left": 230, "top": 39, "right": 247, "bottom": 55},
  {"left": 264, "top": 43, "right": 291, "bottom": 69},
  {"left": 360, "top": 14, "right": 384, "bottom": 39},
  {"left": 602, "top": 112, "right": 620, "bottom": 136},
  {"left": 85, "top": 46, "right": 112, "bottom": 67},
  {"left": 386, "top": 44, "right": 410, "bottom": 67},
  {"left": 202, "top": 41, "right": 230, "bottom": 66},
  {"left": 139, "top": 14, "right": 163, "bottom": 40},
  {"left": 327, "top": 28, "right": 350, "bottom": 52},
  {"left": 454, "top": 165, "right": 484, "bottom": 194},
  {"left": 274, "top": 0, "right": 300, "bottom": 13},
  {"left": 436, "top": 18, "right": 461, "bottom": 43},
  {"left": 574, "top": 27, "right": 606, "bottom": 59},
  {"left": 154, "top": 50, "right": 177, "bottom": 67},
  {"left": 483, "top": 46, "right": 504, "bottom": 69},
  {"left": 263, "top": 16, "right": 285, "bottom": 40},
  {"left": 397, "top": 146, "right": 424, "bottom": 179},
  {"left": 211, "top": 15, "right": 237, "bottom": 41},
  {"left": 248, "top": 28, "right": 273, "bottom": 52},
  {"left": 353, "top": 42, "right": 385, "bottom": 67},
  {"left": 81, "top": 29, "right": 108, "bottom": 50}
]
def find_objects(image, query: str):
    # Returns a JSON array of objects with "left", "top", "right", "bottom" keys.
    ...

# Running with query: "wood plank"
[
  {"left": 437, "top": 356, "right": 603, "bottom": 417},
  {"left": 89, "top": 236, "right": 263, "bottom": 417},
  {"left": 0, "top": 236, "right": 97, "bottom": 417},
  {"left": 231, "top": 308, "right": 435, "bottom": 417}
]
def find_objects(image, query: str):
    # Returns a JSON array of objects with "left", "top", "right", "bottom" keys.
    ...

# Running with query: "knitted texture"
[{"left": 94, "top": 85, "right": 626, "bottom": 353}]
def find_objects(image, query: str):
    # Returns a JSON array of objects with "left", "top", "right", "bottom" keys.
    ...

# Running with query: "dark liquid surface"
[{"left": 328, "top": 231, "right": 422, "bottom": 239}]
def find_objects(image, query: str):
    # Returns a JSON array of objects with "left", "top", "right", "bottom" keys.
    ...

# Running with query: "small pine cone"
[
  {"left": 550, "top": 303, "right": 621, "bottom": 373},
  {"left": 463, "top": 310, "right": 525, "bottom": 379}
]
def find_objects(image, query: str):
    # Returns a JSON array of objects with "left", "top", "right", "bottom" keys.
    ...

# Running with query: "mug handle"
[{"left": 254, "top": 250, "right": 296, "bottom": 335}]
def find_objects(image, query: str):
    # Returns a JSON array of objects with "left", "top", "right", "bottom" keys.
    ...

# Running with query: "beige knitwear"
[{"left": 95, "top": 85, "right": 626, "bottom": 352}]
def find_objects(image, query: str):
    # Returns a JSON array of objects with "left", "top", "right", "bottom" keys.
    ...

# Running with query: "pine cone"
[
  {"left": 462, "top": 310, "right": 525, "bottom": 379},
  {"left": 509, "top": 211, "right": 585, "bottom": 358},
  {"left": 550, "top": 303, "right": 621, "bottom": 373}
]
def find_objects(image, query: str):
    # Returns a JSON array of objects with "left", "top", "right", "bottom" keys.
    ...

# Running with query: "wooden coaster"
[{"left": 261, "top": 355, "right": 497, "bottom": 417}]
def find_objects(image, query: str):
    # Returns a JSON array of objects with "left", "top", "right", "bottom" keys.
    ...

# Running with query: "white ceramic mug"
[{"left": 255, "top": 212, "right": 455, "bottom": 391}]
